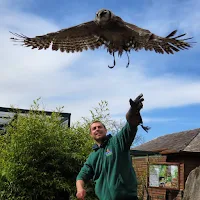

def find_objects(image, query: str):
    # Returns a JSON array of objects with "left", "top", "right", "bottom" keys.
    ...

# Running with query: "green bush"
[{"left": 0, "top": 100, "right": 97, "bottom": 200}]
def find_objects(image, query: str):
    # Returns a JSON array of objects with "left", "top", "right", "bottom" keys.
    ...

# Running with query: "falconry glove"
[{"left": 126, "top": 93, "right": 150, "bottom": 132}]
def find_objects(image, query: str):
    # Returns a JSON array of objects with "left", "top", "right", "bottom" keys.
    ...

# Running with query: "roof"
[
  {"left": 0, "top": 106, "right": 71, "bottom": 132},
  {"left": 130, "top": 150, "right": 160, "bottom": 157},
  {"left": 132, "top": 128, "right": 200, "bottom": 154}
]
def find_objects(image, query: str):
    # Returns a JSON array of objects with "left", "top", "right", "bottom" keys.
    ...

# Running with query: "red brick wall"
[
  {"left": 132, "top": 155, "right": 167, "bottom": 199},
  {"left": 147, "top": 188, "right": 166, "bottom": 199},
  {"left": 132, "top": 153, "right": 200, "bottom": 200}
]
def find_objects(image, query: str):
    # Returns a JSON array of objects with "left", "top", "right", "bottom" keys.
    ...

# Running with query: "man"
[{"left": 76, "top": 94, "right": 148, "bottom": 200}]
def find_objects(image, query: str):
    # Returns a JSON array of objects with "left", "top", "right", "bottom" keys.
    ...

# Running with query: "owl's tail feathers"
[{"left": 9, "top": 31, "right": 52, "bottom": 50}]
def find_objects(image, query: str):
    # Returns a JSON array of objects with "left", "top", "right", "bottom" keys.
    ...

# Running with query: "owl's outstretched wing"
[
  {"left": 10, "top": 21, "right": 104, "bottom": 53},
  {"left": 124, "top": 22, "right": 194, "bottom": 54}
]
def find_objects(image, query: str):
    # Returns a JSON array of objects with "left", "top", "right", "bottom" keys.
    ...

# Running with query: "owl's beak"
[{"left": 100, "top": 11, "right": 107, "bottom": 17}]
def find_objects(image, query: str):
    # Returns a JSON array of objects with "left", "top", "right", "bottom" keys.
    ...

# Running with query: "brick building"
[{"left": 131, "top": 128, "right": 200, "bottom": 200}]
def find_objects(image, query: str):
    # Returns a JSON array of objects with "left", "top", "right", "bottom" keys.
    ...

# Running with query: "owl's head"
[{"left": 95, "top": 9, "right": 114, "bottom": 24}]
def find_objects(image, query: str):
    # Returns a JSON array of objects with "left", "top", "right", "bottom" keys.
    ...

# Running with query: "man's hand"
[
  {"left": 76, "top": 189, "right": 86, "bottom": 200},
  {"left": 76, "top": 180, "right": 86, "bottom": 199},
  {"left": 129, "top": 93, "right": 144, "bottom": 112},
  {"left": 126, "top": 93, "right": 150, "bottom": 132}
]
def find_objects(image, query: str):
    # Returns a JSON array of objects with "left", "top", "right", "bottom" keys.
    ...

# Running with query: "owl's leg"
[
  {"left": 108, "top": 52, "right": 116, "bottom": 69},
  {"left": 125, "top": 51, "right": 130, "bottom": 68}
]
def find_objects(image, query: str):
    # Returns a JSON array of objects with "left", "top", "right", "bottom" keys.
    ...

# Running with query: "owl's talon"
[
  {"left": 108, "top": 52, "right": 116, "bottom": 69},
  {"left": 126, "top": 51, "right": 130, "bottom": 68},
  {"left": 108, "top": 65, "right": 115, "bottom": 69}
]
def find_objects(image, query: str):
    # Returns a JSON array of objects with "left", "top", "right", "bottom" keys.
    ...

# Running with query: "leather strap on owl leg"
[
  {"left": 108, "top": 52, "right": 116, "bottom": 69},
  {"left": 139, "top": 114, "right": 151, "bottom": 132}
]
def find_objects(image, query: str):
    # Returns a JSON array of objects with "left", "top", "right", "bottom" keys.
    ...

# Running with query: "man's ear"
[{"left": 90, "top": 131, "right": 93, "bottom": 137}]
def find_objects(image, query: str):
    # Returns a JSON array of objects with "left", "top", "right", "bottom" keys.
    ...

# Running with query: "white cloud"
[
  {"left": 121, "top": 0, "right": 200, "bottom": 39},
  {"left": 0, "top": 0, "right": 200, "bottom": 125},
  {"left": 40, "top": 62, "right": 200, "bottom": 122},
  {"left": 143, "top": 117, "right": 178, "bottom": 123},
  {"left": 0, "top": 2, "right": 81, "bottom": 107}
]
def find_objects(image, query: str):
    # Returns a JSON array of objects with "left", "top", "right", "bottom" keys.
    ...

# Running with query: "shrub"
[{"left": 0, "top": 100, "right": 95, "bottom": 200}]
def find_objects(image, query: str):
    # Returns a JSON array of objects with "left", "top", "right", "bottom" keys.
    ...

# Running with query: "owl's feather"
[
  {"left": 124, "top": 22, "right": 193, "bottom": 54},
  {"left": 10, "top": 21, "right": 105, "bottom": 53}
]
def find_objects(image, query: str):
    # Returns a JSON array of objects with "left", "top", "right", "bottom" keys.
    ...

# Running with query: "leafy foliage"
[{"left": 0, "top": 99, "right": 94, "bottom": 200}]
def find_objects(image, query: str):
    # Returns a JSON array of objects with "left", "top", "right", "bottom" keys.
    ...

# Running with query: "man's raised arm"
[{"left": 115, "top": 94, "right": 150, "bottom": 151}]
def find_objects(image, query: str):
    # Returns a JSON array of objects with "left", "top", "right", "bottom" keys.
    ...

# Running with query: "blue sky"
[{"left": 0, "top": 0, "right": 200, "bottom": 144}]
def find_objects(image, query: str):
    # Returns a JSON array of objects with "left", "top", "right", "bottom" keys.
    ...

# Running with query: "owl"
[{"left": 10, "top": 9, "right": 194, "bottom": 68}]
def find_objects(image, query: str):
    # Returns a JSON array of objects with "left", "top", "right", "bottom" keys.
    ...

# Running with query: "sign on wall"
[{"left": 148, "top": 163, "right": 179, "bottom": 190}]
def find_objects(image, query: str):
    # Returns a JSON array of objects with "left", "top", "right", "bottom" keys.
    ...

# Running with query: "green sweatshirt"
[{"left": 76, "top": 122, "right": 138, "bottom": 200}]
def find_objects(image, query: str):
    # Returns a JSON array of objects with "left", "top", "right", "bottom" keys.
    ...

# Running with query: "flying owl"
[{"left": 10, "top": 9, "right": 194, "bottom": 68}]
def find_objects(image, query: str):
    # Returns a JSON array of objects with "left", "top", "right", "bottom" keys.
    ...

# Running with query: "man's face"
[{"left": 90, "top": 122, "right": 107, "bottom": 142}]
